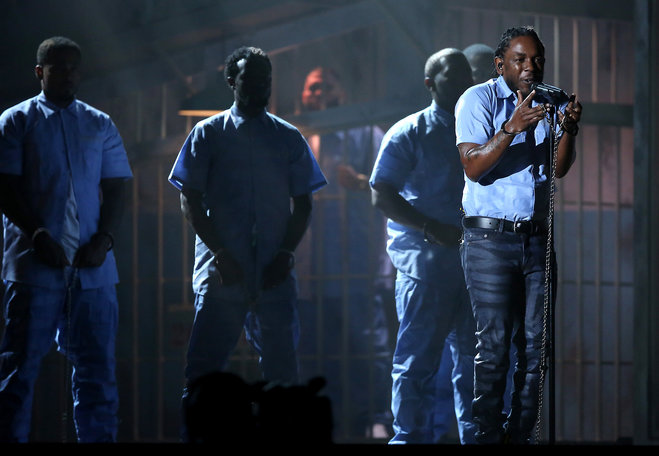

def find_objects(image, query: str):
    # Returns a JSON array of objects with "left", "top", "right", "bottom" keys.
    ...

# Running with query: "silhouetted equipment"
[{"left": 183, "top": 372, "right": 333, "bottom": 445}]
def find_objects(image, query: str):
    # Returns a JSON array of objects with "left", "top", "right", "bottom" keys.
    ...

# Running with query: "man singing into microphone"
[{"left": 455, "top": 26, "right": 582, "bottom": 444}]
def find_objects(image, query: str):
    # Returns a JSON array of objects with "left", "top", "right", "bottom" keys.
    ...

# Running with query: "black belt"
[{"left": 462, "top": 216, "right": 548, "bottom": 235}]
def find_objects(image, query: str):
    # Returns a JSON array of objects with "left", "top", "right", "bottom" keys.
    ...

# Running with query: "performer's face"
[
  {"left": 497, "top": 35, "right": 545, "bottom": 98},
  {"left": 233, "top": 57, "right": 271, "bottom": 112},
  {"left": 35, "top": 47, "right": 81, "bottom": 107}
]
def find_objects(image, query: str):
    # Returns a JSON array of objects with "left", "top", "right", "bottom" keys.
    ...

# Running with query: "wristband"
[
  {"left": 31, "top": 227, "right": 51, "bottom": 242},
  {"left": 501, "top": 119, "right": 517, "bottom": 136}
]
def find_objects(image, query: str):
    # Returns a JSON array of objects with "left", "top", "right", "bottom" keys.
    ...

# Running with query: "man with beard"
[{"left": 455, "top": 26, "right": 582, "bottom": 443}]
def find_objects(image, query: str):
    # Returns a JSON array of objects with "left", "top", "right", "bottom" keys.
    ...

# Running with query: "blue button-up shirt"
[
  {"left": 169, "top": 103, "right": 326, "bottom": 300},
  {"left": 0, "top": 92, "right": 133, "bottom": 289},
  {"left": 455, "top": 76, "right": 564, "bottom": 221},
  {"left": 308, "top": 125, "right": 385, "bottom": 297},
  {"left": 370, "top": 102, "right": 464, "bottom": 280}
]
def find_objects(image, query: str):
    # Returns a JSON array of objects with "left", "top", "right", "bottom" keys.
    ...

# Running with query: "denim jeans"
[
  {"left": 389, "top": 258, "right": 476, "bottom": 444},
  {"left": 460, "top": 226, "right": 549, "bottom": 444},
  {"left": 184, "top": 289, "right": 300, "bottom": 386},
  {"left": 0, "top": 279, "right": 119, "bottom": 442}
]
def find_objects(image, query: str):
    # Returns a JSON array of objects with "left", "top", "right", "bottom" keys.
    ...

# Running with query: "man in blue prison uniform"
[
  {"left": 455, "top": 26, "right": 582, "bottom": 443},
  {"left": 370, "top": 48, "right": 476, "bottom": 444},
  {"left": 296, "top": 66, "right": 392, "bottom": 438},
  {"left": 0, "top": 36, "right": 132, "bottom": 442},
  {"left": 168, "top": 47, "right": 326, "bottom": 435}
]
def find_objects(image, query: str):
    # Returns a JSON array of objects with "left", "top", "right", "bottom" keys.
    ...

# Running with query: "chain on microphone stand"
[{"left": 534, "top": 102, "right": 560, "bottom": 445}]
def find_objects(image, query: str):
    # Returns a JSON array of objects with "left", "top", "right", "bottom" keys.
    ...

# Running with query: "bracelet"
[
  {"left": 31, "top": 227, "right": 50, "bottom": 242},
  {"left": 501, "top": 119, "right": 517, "bottom": 136}
]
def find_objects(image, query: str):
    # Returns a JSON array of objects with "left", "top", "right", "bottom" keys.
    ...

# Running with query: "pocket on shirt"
[{"left": 80, "top": 137, "right": 104, "bottom": 180}]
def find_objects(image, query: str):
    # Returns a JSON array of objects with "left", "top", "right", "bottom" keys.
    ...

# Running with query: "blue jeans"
[
  {"left": 184, "top": 283, "right": 300, "bottom": 386},
  {"left": 0, "top": 278, "right": 119, "bottom": 442},
  {"left": 460, "top": 226, "right": 548, "bottom": 444},
  {"left": 433, "top": 329, "right": 477, "bottom": 444},
  {"left": 389, "top": 259, "right": 476, "bottom": 444}
]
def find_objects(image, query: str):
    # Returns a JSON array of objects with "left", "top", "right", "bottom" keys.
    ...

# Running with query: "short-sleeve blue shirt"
[
  {"left": 0, "top": 93, "right": 133, "bottom": 290},
  {"left": 169, "top": 103, "right": 326, "bottom": 299},
  {"left": 369, "top": 102, "right": 464, "bottom": 280},
  {"left": 455, "top": 76, "right": 564, "bottom": 221}
]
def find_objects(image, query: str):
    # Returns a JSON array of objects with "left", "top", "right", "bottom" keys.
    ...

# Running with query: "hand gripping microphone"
[{"left": 530, "top": 82, "right": 570, "bottom": 105}]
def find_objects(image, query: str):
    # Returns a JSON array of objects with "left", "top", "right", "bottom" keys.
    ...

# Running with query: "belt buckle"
[{"left": 513, "top": 221, "right": 525, "bottom": 233}]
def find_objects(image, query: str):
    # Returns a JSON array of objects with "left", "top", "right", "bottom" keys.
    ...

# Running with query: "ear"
[
  {"left": 495, "top": 57, "right": 504, "bottom": 75},
  {"left": 34, "top": 65, "right": 43, "bottom": 80},
  {"left": 424, "top": 77, "right": 434, "bottom": 91}
]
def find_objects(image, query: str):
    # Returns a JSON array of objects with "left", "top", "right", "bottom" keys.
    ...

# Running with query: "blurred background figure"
[
  {"left": 370, "top": 48, "right": 476, "bottom": 444},
  {"left": 295, "top": 66, "right": 393, "bottom": 440},
  {"left": 463, "top": 43, "right": 498, "bottom": 84},
  {"left": 431, "top": 42, "right": 498, "bottom": 444}
]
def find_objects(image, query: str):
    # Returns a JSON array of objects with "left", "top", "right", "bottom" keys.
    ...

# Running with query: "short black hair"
[
  {"left": 494, "top": 26, "right": 544, "bottom": 59},
  {"left": 224, "top": 46, "right": 271, "bottom": 85},
  {"left": 36, "top": 36, "right": 81, "bottom": 65}
]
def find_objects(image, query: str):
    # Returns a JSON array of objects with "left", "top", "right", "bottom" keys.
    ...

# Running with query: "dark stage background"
[{"left": 0, "top": 0, "right": 657, "bottom": 445}]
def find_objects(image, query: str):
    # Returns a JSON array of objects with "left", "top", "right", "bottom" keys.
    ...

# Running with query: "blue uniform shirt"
[
  {"left": 169, "top": 103, "right": 326, "bottom": 300},
  {"left": 0, "top": 92, "right": 133, "bottom": 290},
  {"left": 309, "top": 126, "right": 385, "bottom": 297},
  {"left": 455, "top": 76, "right": 565, "bottom": 221},
  {"left": 370, "top": 102, "right": 464, "bottom": 280}
]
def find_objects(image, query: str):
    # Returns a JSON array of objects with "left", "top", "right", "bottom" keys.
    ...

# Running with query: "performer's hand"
[
  {"left": 505, "top": 90, "right": 547, "bottom": 134},
  {"left": 32, "top": 230, "right": 70, "bottom": 268},
  {"left": 213, "top": 250, "right": 244, "bottom": 286},
  {"left": 424, "top": 220, "right": 462, "bottom": 247},
  {"left": 558, "top": 94, "right": 582, "bottom": 136},
  {"left": 73, "top": 233, "right": 112, "bottom": 268},
  {"left": 262, "top": 250, "right": 294, "bottom": 290}
]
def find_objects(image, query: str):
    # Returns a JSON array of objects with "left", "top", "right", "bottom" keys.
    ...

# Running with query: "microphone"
[{"left": 530, "top": 82, "right": 570, "bottom": 105}]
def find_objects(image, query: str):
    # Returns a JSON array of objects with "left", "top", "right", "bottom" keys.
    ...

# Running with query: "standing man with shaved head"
[
  {"left": 370, "top": 48, "right": 476, "bottom": 444},
  {"left": 456, "top": 26, "right": 582, "bottom": 444},
  {"left": 0, "top": 36, "right": 132, "bottom": 442}
]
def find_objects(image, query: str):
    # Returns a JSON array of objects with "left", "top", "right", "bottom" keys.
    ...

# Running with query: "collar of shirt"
[
  {"left": 229, "top": 102, "right": 269, "bottom": 129},
  {"left": 429, "top": 100, "right": 454, "bottom": 128},
  {"left": 36, "top": 91, "right": 79, "bottom": 118},
  {"left": 493, "top": 75, "right": 515, "bottom": 101}
]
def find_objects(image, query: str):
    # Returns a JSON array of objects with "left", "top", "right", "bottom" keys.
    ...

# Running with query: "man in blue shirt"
[
  {"left": 455, "top": 26, "right": 582, "bottom": 444},
  {"left": 295, "top": 66, "right": 392, "bottom": 439},
  {"left": 169, "top": 47, "right": 326, "bottom": 437},
  {"left": 370, "top": 48, "right": 476, "bottom": 444},
  {"left": 0, "top": 36, "right": 133, "bottom": 442}
]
